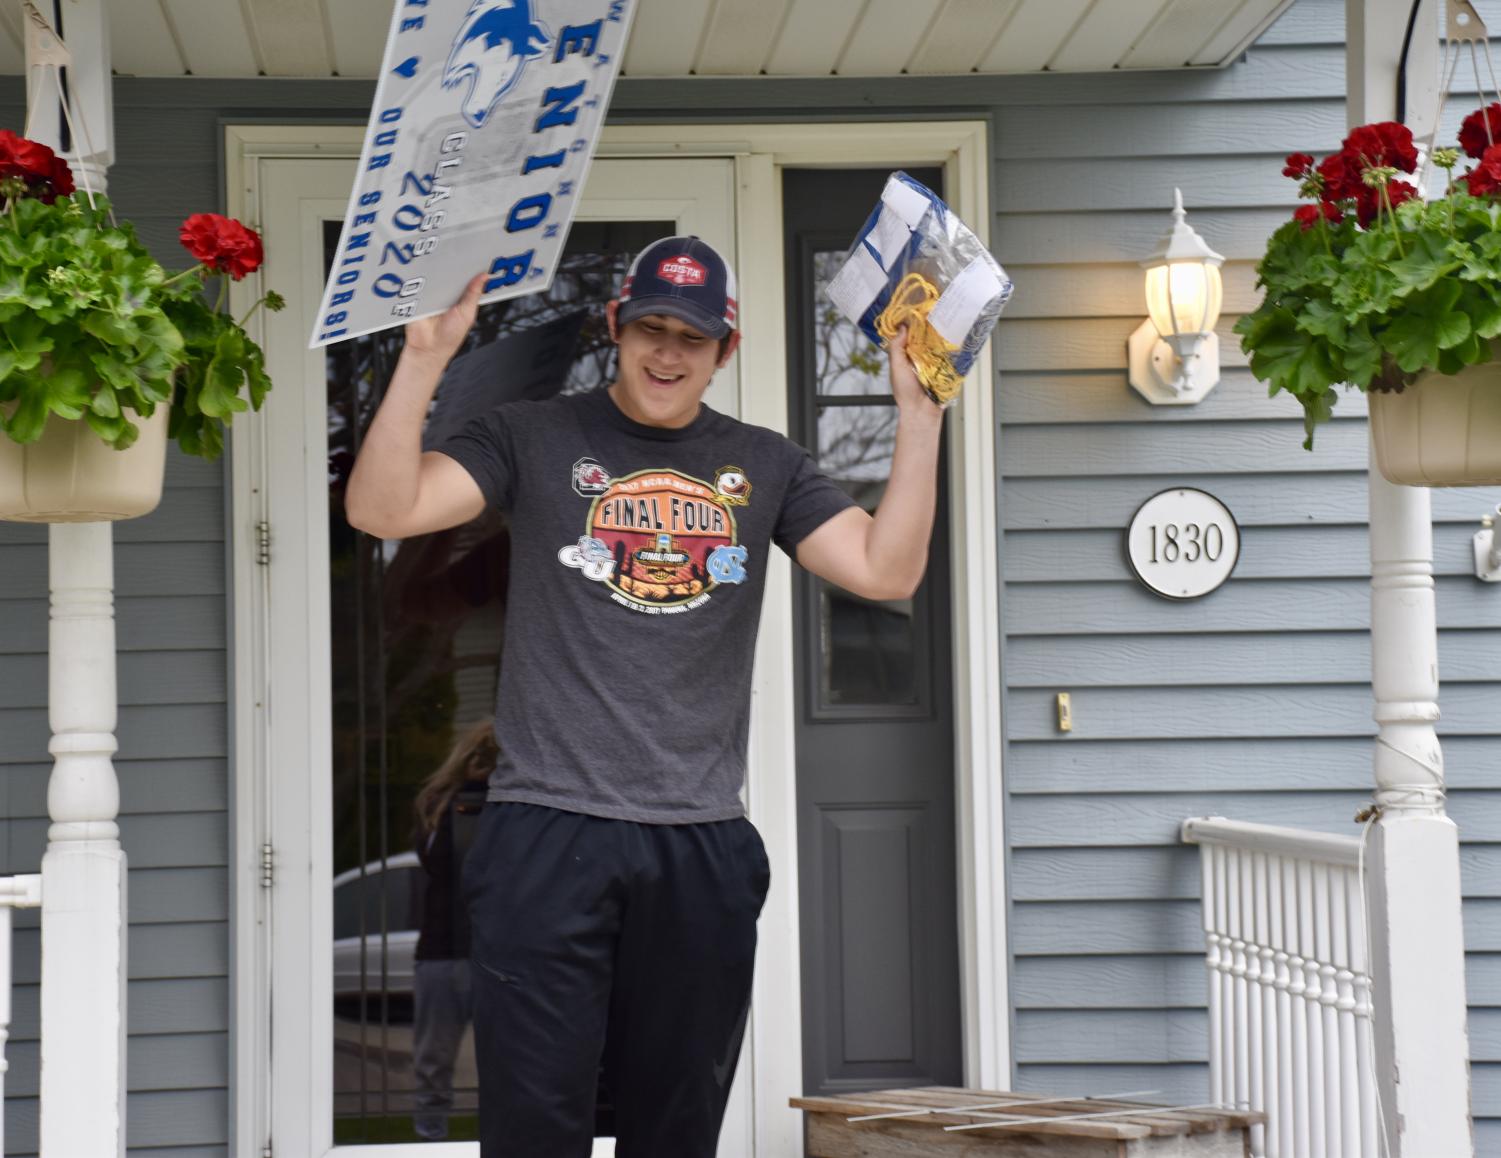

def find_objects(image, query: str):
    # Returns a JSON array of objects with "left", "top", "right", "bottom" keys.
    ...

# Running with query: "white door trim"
[{"left": 225, "top": 117, "right": 1006, "bottom": 1158}]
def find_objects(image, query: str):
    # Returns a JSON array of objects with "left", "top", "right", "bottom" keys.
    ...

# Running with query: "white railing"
[
  {"left": 1182, "top": 817, "right": 1377, "bottom": 1158},
  {"left": 0, "top": 875, "right": 42, "bottom": 1151}
]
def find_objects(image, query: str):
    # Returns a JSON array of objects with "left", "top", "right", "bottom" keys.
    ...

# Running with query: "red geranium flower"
[
  {"left": 1343, "top": 180, "right": 1417, "bottom": 228},
  {"left": 1384, "top": 179, "right": 1418, "bottom": 210},
  {"left": 1460, "top": 103, "right": 1501, "bottom": 159},
  {"left": 0, "top": 129, "right": 26, "bottom": 180},
  {"left": 46, "top": 155, "right": 74, "bottom": 200},
  {"left": 179, "top": 213, "right": 264, "bottom": 279},
  {"left": 0, "top": 130, "right": 45, "bottom": 181},
  {"left": 11, "top": 135, "right": 58, "bottom": 182},
  {"left": 1465, "top": 143, "right": 1501, "bottom": 196},
  {"left": 1342, "top": 121, "right": 1418, "bottom": 173},
  {"left": 1294, "top": 201, "right": 1342, "bottom": 230},
  {"left": 1283, "top": 152, "right": 1316, "bottom": 180},
  {"left": 1316, "top": 150, "right": 1362, "bottom": 201},
  {"left": 0, "top": 130, "right": 74, "bottom": 203}
]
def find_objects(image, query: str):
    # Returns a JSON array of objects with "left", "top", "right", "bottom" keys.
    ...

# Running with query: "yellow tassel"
[{"left": 875, "top": 272, "right": 964, "bottom": 405}]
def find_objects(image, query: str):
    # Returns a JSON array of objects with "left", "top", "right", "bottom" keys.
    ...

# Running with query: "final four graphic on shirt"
[{"left": 557, "top": 466, "right": 752, "bottom": 613}]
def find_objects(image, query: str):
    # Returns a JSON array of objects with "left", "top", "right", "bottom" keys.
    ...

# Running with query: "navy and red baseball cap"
[{"left": 617, "top": 236, "right": 738, "bottom": 339}]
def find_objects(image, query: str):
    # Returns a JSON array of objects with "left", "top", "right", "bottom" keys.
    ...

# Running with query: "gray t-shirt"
[{"left": 437, "top": 387, "right": 854, "bottom": 824}]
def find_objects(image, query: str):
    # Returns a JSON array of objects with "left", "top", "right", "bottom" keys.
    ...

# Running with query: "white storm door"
[{"left": 237, "top": 150, "right": 755, "bottom": 1158}]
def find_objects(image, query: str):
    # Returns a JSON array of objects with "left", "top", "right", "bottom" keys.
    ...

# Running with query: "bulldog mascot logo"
[{"left": 443, "top": 0, "right": 553, "bottom": 128}]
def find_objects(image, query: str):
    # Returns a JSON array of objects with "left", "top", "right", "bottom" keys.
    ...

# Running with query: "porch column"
[
  {"left": 23, "top": 2, "right": 129, "bottom": 1154},
  {"left": 1349, "top": 1, "right": 1473, "bottom": 1154}
]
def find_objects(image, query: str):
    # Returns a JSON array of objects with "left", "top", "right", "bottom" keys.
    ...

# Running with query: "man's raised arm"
[{"left": 345, "top": 274, "right": 488, "bottom": 540}]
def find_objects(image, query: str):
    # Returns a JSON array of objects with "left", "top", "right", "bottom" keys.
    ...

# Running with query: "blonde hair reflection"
[{"left": 414, "top": 719, "right": 499, "bottom": 836}]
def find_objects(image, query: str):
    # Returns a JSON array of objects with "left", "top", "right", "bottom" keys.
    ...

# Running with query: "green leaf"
[
  {"left": 0, "top": 269, "right": 50, "bottom": 312},
  {"left": 5, "top": 388, "right": 48, "bottom": 444},
  {"left": 1301, "top": 389, "right": 1335, "bottom": 450},
  {"left": 1383, "top": 313, "right": 1444, "bottom": 371},
  {"left": 1342, "top": 323, "right": 1384, "bottom": 387},
  {"left": 1299, "top": 298, "right": 1348, "bottom": 344},
  {"left": 1249, "top": 331, "right": 1337, "bottom": 399},
  {"left": 1467, "top": 287, "right": 1501, "bottom": 340},
  {"left": 198, "top": 345, "right": 249, "bottom": 418},
  {"left": 82, "top": 310, "right": 142, "bottom": 348},
  {"left": 43, "top": 364, "right": 93, "bottom": 420},
  {"left": 89, "top": 385, "right": 120, "bottom": 418},
  {"left": 1434, "top": 308, "right": 1471, "bottom": 350},
  {"left": 1385, "top": 230, "right": 1458, "bottom": 295},
  {"left": 84, "top": 409, "right": 126, "bottom": 446},
  {"left": 1381, "top": 281, "right": 1472, "bottom": 372}
]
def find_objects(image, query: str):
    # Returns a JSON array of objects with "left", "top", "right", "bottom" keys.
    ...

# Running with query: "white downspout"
[
  {"left": 1348, "top": 1, "right": 1473, "bottom": 1154},
  {"left": 22, "top": 2, "right": 128, "bottom": 1154}
]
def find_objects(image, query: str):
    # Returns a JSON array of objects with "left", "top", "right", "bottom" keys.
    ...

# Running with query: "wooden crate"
[{"left": 791, "top": 1086, "right": 1262, "bottom": 1157}]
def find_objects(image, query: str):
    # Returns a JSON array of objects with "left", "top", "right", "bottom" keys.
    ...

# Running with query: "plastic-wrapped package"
[{"left": 825, "top": 171, "right": 1012, "bottom": 406}]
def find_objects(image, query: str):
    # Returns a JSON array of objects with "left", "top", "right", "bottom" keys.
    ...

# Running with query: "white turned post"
[
  {"left": 1270, "top": 858, "right": 1294, "bottom": 1158},
  {"left": 23, "top": 3, "right": 128, "bottom": 1154},
  {"left": 41, "top": 523, "right": 127, "bottom": 1156},
  {"left": 1348, "top": 2, "right": 1473, "bottom": 1153},
  {"left": 1202, "top": 844, "right": 1223, "bottom": 1107},
  {"left": 1285, "top": 859, "right": 1310, "bottom": 1158}
]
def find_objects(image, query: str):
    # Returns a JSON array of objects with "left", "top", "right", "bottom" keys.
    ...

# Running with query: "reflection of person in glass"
[
  {"left": 345, "top": 236, "right": 945, "bottom": 1157},
  {"left": 410, "top": 719, "right": 497, "bottom": 1141}
]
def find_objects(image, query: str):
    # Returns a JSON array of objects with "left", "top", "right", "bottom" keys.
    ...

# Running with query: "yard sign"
[{"left": 309, "top": 0, "right": 637, "bottom": 348}]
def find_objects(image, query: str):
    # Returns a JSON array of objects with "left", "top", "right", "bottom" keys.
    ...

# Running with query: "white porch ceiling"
[{"left": 0, "top": 0, "right": 1297, "bottom": 80}]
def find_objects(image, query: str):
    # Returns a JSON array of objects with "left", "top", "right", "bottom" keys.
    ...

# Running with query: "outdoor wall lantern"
[{"left": 1128, "top": 188, "right": 1225, "bottom": 405}]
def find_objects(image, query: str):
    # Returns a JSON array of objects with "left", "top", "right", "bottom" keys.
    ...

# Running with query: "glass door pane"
[
  {"left": 322, "top": 220, "right": 671, "bottom": 1145},
  {"left": 805, "top": 245, "right": 928, "bottom": 714}
]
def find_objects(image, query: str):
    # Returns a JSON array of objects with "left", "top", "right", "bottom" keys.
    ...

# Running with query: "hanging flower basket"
[
  {"left": 1237, "top": 106, "right": 1501, "bottom": 484},
  {"left": 0, "top": 130, "right": 283, "bottom": 523},
  {"left": 1369, "top": 357, "right": 1501, "bottom": 486},
  {"left": 0, "top": 397, "right": 168, "bottom": 521}
]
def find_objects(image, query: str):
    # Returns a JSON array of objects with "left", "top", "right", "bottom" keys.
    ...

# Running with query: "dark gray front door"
[{"left": 783, "top": 168, "right": 962, "bottom": 1096}]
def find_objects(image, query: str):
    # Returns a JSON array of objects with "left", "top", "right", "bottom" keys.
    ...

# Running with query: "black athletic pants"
[{"left": 463, "top": 801, "right": 771, "bottom": 1157}]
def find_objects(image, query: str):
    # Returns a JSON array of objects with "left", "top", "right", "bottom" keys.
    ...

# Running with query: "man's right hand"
[
  {"left": 345, "top": 271, "right": 491, "bottom": 539},
  {"left": 402, "top": 272, "right": 488, "bottom": 366}
]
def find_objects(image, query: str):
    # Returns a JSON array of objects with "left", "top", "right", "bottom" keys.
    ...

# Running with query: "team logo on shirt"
[
  {"left": 572, "top": 457, "right": 613, "bottom": 497},
  {"left": 557, "top": 535, "right": 615, "bottom": 581},
  {"left": 713, "top": 466, "right": 752, "bottom": 507},
  {"left": 559, "top": 468, "right": 749, "bottom": 615}
]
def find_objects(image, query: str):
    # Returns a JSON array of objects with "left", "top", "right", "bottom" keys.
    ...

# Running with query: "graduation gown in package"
[{"left": 825, "top": 171, "right": 1012, "bottom": 406}]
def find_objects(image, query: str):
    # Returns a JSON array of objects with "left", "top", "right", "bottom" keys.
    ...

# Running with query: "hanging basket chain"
[
  {"left": 19, "top": 0, "right": 112, "bottom": 225},
  {"left": 1418, "top": 0, "right": 1501, "bottom": 197}
]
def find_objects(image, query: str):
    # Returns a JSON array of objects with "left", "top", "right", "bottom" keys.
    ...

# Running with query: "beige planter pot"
[
  {"left": 0, "top": 405, "right": 170, "bottom": 522},
  {"left": 1370, "top": 359, "right": 1501, "bottom": 487}
]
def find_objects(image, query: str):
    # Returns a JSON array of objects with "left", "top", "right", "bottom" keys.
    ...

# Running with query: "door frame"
[{"left": 225, "top": 118, "right": 1006, "bottom": 1158}]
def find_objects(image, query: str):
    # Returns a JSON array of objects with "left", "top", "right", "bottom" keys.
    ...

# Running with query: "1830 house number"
[
  {"left": 1146, "top": 521, "right": 1227, "bottom": 564},
  {"left": 1126, "top": 489, "right": 1240, "bottom": 600}
]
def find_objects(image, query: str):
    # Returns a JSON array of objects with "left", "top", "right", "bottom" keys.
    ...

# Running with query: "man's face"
[{"left": 606, "top": 300, "right": 740, "bottom": 429}]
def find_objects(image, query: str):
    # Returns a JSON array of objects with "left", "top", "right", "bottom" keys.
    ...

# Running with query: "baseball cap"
[{"left": 616, "top": 236, "right": 738, "bottom": 339}]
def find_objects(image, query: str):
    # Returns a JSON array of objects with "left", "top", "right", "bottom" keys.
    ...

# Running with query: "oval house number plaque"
[{"left": 1125, "top": 488, "right": 1240, "bottom": 600}]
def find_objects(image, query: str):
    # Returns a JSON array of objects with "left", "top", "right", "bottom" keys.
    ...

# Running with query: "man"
[{"left": 345, "top": 236, "right": 945, "bottom": 1156}]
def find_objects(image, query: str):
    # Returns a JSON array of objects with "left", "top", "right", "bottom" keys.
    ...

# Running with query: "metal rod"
[
  {"left": 944, "top": 1101, "right": 1245, "bottom": 1134},
  {"left": 846, "top": 1088, "right": 1161, "bottom": 1123}
]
